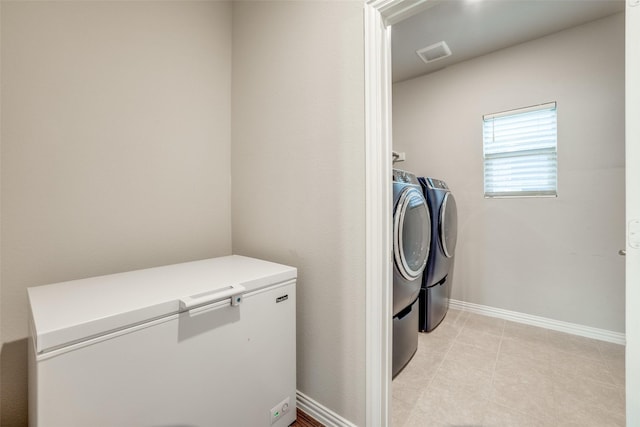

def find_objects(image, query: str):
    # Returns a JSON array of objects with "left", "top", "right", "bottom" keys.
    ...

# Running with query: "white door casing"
[
  {"left": 626, "top": 0, "right": 639, "bottom": 424},
  {"left": 364, "top": 2, "right": 392, "bottom": 426},
  {"left": 365, "top": 1, "right": 434, "bottom": 425}
]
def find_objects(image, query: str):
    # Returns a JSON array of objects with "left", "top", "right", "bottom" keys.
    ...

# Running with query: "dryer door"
[
  {"left": 394, "top": 187, "right": 431, "bottom": 280},
  {"left": 439, "top": 192, "right": 458, "bottom": 258}
]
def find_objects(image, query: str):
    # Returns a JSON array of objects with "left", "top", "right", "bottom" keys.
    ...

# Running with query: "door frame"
[
  {"left": 625, "top": 1, "right": 639, "bottom": 424},
  {"left": 365, "top": 1, "right": 638, "bottom": 425},
  {"left": 364, "top": 3, "right": 392, "bottom": 426},
  {"left": 364, "top": 1, "right": 436, "bottom": 425}
]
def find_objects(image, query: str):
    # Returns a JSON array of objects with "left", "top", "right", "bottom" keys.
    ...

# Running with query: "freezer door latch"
[{"left": 179, "top": 284, "right": 246, "bottom": 311}]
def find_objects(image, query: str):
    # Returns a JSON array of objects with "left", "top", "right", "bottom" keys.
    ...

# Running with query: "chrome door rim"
[
  {"left": 393, "top": 187, "right": 429, "bottom": 280},
  {"left": 439, "top": 192, "right": 456, "bottom": 258}
]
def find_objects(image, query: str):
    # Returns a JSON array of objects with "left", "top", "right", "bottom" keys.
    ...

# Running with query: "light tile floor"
[{"left": 392, "top": 309, "right": 625, "bottom": 427}]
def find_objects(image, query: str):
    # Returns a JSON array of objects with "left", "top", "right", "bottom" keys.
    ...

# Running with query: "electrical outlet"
[{"left": 270, "top": 397, "right": 291, "bottom": 425}]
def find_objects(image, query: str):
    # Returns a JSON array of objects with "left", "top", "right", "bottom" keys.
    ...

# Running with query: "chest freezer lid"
[{"left": 27, "top": 255, "right": 296, "bottom": 354}]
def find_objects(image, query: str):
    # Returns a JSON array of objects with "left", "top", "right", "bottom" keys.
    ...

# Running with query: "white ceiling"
[{"left": 391, "top": 0, "right": 624, "bottom": 83}]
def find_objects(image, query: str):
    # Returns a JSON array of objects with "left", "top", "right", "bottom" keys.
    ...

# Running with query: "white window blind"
[{"left": 483, "top": 102, "right": 557, "bottom": 198}]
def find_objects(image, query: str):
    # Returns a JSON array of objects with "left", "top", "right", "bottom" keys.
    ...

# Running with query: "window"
[{"left": 483, "top": 102, "right": 557, "bottom": 198}]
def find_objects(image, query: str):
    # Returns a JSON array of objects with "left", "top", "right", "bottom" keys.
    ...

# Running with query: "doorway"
[{"left": 364, "top": 1, "right": 638, "bottom": 425}]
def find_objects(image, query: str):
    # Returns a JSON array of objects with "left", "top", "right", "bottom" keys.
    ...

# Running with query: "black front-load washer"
[{"left": 392, "top": 169, "right": 431, "bottom": 377}]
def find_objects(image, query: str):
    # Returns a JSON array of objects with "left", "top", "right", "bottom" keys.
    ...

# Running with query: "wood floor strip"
[{"left": 290, "top": 408, "right": 324, "bottom": 427}]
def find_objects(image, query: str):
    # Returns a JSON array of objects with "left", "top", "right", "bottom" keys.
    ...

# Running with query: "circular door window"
[
  {"left": 439, "top": 192, "right": 458, "bottom": 258},
  {"left": 394, "top": 187, "right": 431, "bottom": 280}
]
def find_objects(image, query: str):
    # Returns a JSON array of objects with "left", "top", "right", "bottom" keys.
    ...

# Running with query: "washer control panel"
[{"left": 393, "top": 169, "right": 419, "bottom": 185}]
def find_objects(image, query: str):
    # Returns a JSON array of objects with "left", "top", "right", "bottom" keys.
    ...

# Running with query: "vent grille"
[{"left": 416, "top": 41, "right": 452, "bottom": 64}]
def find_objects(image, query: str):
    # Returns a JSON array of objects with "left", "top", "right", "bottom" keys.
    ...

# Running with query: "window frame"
[{"left": 482, "top": 102, "right": 558, "bottom": 199}]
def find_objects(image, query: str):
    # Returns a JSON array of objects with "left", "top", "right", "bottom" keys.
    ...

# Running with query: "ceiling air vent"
[{"left": 416, "top": 41, "right": 452, "bottom": 64}]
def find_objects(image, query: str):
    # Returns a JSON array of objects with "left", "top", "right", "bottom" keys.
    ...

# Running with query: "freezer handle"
[{"left": 179, "top": 284, "right": 246, "bottom": 310}]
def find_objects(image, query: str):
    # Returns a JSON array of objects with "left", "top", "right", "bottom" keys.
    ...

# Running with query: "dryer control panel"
[{"left": 426, "top": 178, "right": 449, "bottom": 190}]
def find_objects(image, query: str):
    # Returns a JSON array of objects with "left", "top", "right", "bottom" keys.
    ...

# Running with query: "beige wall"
[
  {"left": 1, "top": 1, "right": 233, "bottom": 424},
  {"left": 232, "top": 1, "right": 366, "bottom": 424},
  {"left": 394, "top": 13, "right": 625, "bottom": 332},
  {"left": 1, "top": 2, "right": 368, "bottom": 425}
]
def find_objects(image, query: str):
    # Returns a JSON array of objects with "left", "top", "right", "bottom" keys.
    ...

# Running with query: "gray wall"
[
  {"left": 1, "top": 2, "right": 233, "bottom": 424},
  {"left": 232, "top": 2, "right": 366, "bottom": 424},
  {"left": 393, "top": 13, "right": 625, "bottom": 332}
]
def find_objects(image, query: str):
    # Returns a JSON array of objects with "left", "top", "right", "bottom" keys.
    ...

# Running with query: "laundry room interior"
[
  {"left": 0, "top": 0, "right": 637, "bottom": 426},
  {"left": 392, "top": 4, "right": 625, "bottom": 332},
  {"left": 389, "top": 1, "right": 627, "bottom": 426}
]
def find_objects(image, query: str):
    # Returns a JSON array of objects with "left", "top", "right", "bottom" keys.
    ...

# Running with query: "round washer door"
[
  {"left": 439, "top": 192, "right": 458, "bottom": 258},
  {"left": 393, "top": 187, "right": 431, "bottom": 280}
]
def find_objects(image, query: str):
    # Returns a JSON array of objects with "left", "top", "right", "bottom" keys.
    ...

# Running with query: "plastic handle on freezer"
[{"left": 179, "top": 284, "right": 246, "bottom": 310}]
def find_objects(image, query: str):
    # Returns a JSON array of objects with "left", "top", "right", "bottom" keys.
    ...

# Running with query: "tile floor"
[{"left": 392, "top": 309, "right": 625, "bottom": 427}]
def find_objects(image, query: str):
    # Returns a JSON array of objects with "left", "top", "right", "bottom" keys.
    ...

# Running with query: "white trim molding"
[
  {"left": 297, "top": 391, "right": 358, "bottom": 427},
  {"left": 364, "top": 1, "right": 393, "bottom": 427},
  {"left": 450, "top": 299, "right": 626, "bottom": 345},
  {"left": 374, "top": 0, "right": 444, "bottom": 26},
  {"left": 626, "top": 1, "right": 640, "bottom": 423},
  {"left": 365, "top": 0, "right": 448, "bottom": 425}
]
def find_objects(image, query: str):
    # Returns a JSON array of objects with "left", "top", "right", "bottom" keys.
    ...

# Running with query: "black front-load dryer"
[
  {"left": 418, "top": 177, "right": 458, "bottom": 332},
  {"left": 392, "top": 169, "right": 430, "bottom": 377}
]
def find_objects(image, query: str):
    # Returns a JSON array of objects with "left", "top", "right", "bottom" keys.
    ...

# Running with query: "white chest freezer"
[{"left": 27, "top": 255, "right": 297, "bottom": 427}]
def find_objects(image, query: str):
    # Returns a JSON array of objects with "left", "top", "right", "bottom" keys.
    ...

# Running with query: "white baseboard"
[
  {"left": 449, "top": 299, "right": 626, "bottom": 345},
  {"left": 296, "top": 391, "right": 357, "bottom": 427}
]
